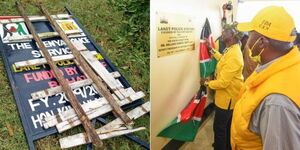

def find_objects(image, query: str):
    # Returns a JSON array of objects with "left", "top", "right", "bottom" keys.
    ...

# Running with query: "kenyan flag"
[
  {"left": 157, "top": 87, "right": 207, "bottom": 141},
  {"left": 199, "top": 18, "right": 217, "bottom": 78},
  {"left": 157, "top": 18, "right": 216, "bottom": 141}
]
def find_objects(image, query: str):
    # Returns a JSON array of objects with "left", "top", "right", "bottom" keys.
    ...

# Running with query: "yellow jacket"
[
  {"left": 231, "top": 47, "right": 300, "bottom": 150},
  {"left": 207, "top": 43, "right": 244, "bottom": 109}
]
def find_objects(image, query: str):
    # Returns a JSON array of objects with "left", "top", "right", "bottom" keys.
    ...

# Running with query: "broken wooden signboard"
[{"left": 0, "top": 6, "right": 148, "bottom": 150}]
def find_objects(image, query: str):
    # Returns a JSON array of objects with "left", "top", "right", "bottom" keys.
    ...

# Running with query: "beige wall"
[{"left": 150, "top": 0, "right": 237, "bottom": 149}]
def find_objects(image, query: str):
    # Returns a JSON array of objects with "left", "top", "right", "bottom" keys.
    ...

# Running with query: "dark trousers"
[{"left": 213, "top": 106, "right": 233, "bottom": 150}]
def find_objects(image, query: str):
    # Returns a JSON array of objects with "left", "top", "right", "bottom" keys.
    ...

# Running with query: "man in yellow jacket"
[
  {"left": 231, "top": 6, "right": 300, "bottom": 150},
  {"left": 201, "top": 24, "right": 244, "bottom": 150}
]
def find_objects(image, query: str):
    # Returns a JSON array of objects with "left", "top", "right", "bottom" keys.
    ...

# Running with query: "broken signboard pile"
[{"left": 0, "top": 2, "right": 149, "bottom": 149}]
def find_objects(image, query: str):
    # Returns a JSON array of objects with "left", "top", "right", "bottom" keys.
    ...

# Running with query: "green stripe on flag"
[
  {"left": 200, "top": 58, "right": 217, "bottom": 78},
  {"left": 157, "top": 118, "right": 201, "bottom": 142}
]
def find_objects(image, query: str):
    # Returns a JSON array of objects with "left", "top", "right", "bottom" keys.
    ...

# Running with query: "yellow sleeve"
[
  {"left": 212, "top": 51, "right": 222, "bottom": 61},
  {"left": 207, "top": 51, "right": 242, "bottom": 89},
  {"left": 211, "top": 39, "right": 222, "bottom": 61},
  {"left": 215, "top": 39, "right": 220, "bottom": 52}
]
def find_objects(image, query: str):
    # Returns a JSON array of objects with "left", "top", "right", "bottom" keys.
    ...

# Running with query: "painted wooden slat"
[
  {"left": 72, "top": 59, "right": 127, "bottom": 104},
  {"left": 111, "top": 72, "right": 121, "bottom": 78},
  {"left": 118, "top": 88, "right": 129, "bottom": 99},
  {"left": 72, "top": 40, "right": 126, "bottom": 103},
  {"left": 55, "top": 91, "right": 145, "bottom": 133},
  {"left": 80, "top": 48, "right": 124, "bottom": 90},
  {"left": 114, "top": 90, "right": 124, "bottom": 100},
  {"left": 43, "top": 97, "right": 106, "bottom": 129},
  {"left": 73, "top": 59, "right": 122, "bottom": 103},
  {"left": 0, "top": 14, "right": 72, "bottom": 24},
  {"left": 15, "top": 54, "right": 74, "bottom": 68},
  {"left": 71, "top": 41, "right": 133, "bottom": 126},
  {"left": 80, "top": 50, "right": 117, "bottom": 90},
  {"left": 14, "top": 51, "right": 97, "bottom": 68},
  {"left": 59, "top": 127, "right": 146, "bottom": 148},
  {"left": 42, "top": 91, "right": 144, "bottom": 130},
  {"left": 30, "top": 78, "right": 127, "bottom": 101},
  {"left": 7, "top": 30, "right": 82, "bottom": 42},
  {"left": 31, "top": 79, "right": 93, "bottom": 100},
  {"left": 71, "top": 40, "right": 87, "bottom": 51},
  {"left": 59, "top": 102, "right": 149, "bottom": 148},
  {"left": 100, "top": 102, "right": 150, "bottom": 131}
]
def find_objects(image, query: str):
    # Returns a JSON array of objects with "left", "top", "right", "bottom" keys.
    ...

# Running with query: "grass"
[{"left": 0, "top": 0, "right": 149, "bottom": 149}]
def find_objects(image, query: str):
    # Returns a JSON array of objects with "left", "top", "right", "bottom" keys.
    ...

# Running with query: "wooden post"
[
  {"left": 38, "top": 5, "right": 133, "bottom": 127},
  {"left": 15, "top": 1, "right": 103, "bottom": 147}
]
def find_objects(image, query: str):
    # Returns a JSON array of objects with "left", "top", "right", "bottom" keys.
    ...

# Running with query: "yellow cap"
[{"left": 237, "top": 6, "right": 297, "bottom": 42}]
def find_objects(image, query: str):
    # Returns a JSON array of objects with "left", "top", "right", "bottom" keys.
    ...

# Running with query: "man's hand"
[
  {"left": 204, "top": 38, "right": 216, "bottom": 55},
  {"left": 204, "top": 38, "right": 212, "bottom": 51},
  {"left": 200, "top": 78, "right": 209, "bottom": 86}
]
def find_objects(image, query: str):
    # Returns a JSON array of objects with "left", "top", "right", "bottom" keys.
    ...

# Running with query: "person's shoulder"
[
  {"left": 261, "top": 94, "right": 299, "bottom": 113},
  {"left": 227, "top": 44, "right": 242, "bottom": 54},
  {"left": 226, "top": 44, "right": 243, "bottom": 62}
]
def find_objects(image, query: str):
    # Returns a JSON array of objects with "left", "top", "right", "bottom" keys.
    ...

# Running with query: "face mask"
[{"left": 246, "top": 37, "right": 265, "bottom": 64}]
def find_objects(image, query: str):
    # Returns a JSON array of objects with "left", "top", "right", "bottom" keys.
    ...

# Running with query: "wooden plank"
[
  {"left": 7, "top": 30, "right": 82, "bottom": 42},
  {"left": 31, "top": 79, "right": 93, "bottom": 100},
  {"left": 14, "top": 51, "right": 97, "bottom": 68},
  {"left": 111, "top": 72, "right": 121, "bottom": 78},
  {"left": 81, "top": 50, "right": 124, "bottom": 90},
  {"left": 31, "top": 78, "right": 128, "bottom": 101},
  {"left": 60, "top": 127, "right": 146, "bottom": 149},
  {"left": 76, "top": 50, "right": 127, "bottom": 100},
  {"left": 118, "top": 88, "right": 129, "bottom": 98},
  {"left": 0, "top": 14, "right": 71, "bottom": 24},
  {"left": 42, "top": 91, "right": 144, "bottom": 130},
  {"left": 43, "top": 97, "right": 106, "bottom": 129},
  {"left": 73, "top": 59, "right": 125, "bottom": 102},
  {"left": 80, "top": 50, "right": 129, "bottom": 101},
  {"left": 100, "top": 102, "right": 150, "bottom": 131},
  {"left": 114, "top": 90, "right": 125, "bottom": 100},
  {"left": 59, "top": 102, "right": 149, "bottom": 148},
  {"left": 15, "top": 54, "right": 74, "bottom": 68},
  {"left": 80, "top": 50, "right": 117, "bottom": 90},
  {"left": 55, "top": 91, "right": 145, "bottom": 133},
  {"left": 71, "top": 39, "right": 87, "bottom": 51},
  {"left": 39, "top": 5, "right": 133, "bottom": 127},
  {"left": 42, "top": 90, "right": 120, "bottom": 129},
  {"left": 16, "top": 2, "right": 103, "bottom": 147}
]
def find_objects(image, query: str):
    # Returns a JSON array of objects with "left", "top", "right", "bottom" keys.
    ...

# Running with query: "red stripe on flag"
[
  {"left": 199, "top": 34, "right": 215, "bottom": 61},
  {"left": 179, "top": 95, "right": 200, "bottom": 123},
  {"left": 193, "top": 95, "right": 207, "bottom": 119},
  {"left": 199, "top": 42, "right": 210, "bottom": 61}
]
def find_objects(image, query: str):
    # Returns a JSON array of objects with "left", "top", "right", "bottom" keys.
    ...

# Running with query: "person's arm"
[
  {"left": 206, "top": 38, "right": 222, "bottom": 61},
  {"left": 207, "top": 54, "right": 242, "bottom": 90},
  {"left": 249, "top": 94, "right": 300, "bottom": 150},
  {"left": 211, "top": 49, "right": 222, "bottom": 61},
  {"left": 212, "top": 39, "right": 222, "bottom": 61}
]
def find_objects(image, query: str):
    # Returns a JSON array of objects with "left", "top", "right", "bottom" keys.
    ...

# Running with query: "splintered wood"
[
  {"left": 59, "top": 102, "right": 150, "bottom": 148},
  {"left": 8, "top": 2, "right": 149, "bottom": 148},
  {"left": 60, "top": 127, "right": 146, "bottom": 149},
  {"left": 43, "top": 90, "right": 145, "bottom": 132}
]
